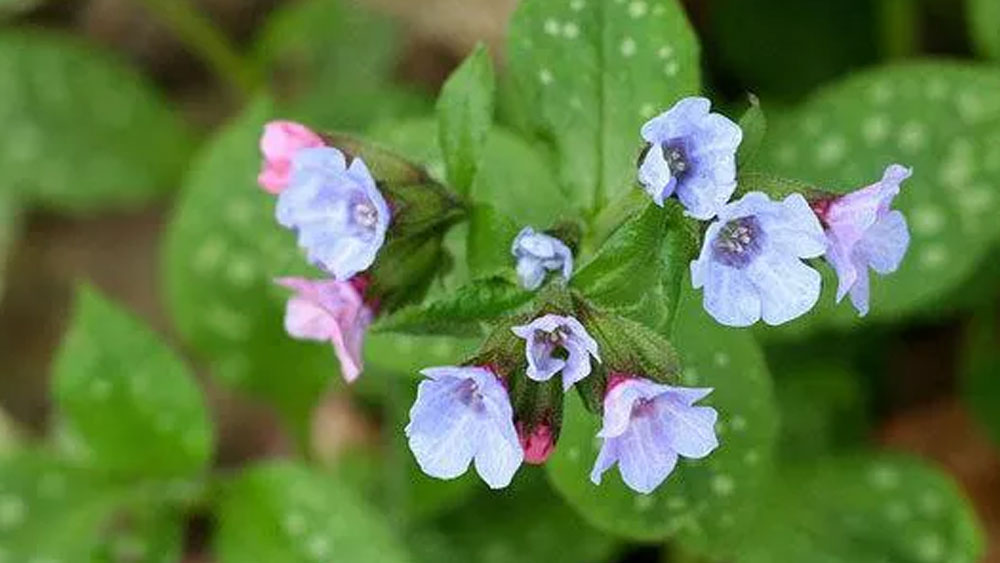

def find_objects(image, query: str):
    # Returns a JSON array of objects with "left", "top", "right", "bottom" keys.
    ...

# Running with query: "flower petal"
[
  {"left": 641, "top": 97, "right": 711, "bottom": 143},
  {"left": 615, "top": 415, "right": 679, "bottom": 494},
  {"left": 405, "top": 377, "right": 481, "bottom": 480},
  {"left": 701, "top": 262, "right": 762, "bottom": 327},
  {"left": 473, "top": 399, "right": 524, "bottom": 488},
  {"left": 757, "top": 193, "right": 827, "bottom": 258},
  {"left": 655, "top": 397, "right": 719, "bottom": 459},
  {"left": 589, "top": 439, "right": 619, "bottom": 485},
  {"left": 638, "top": 145, "right": 675, "bottom": 206},
  {"left": 746, "top": 250, "right": 821, "bottom": 326},
  {"left": 857, "top": 210, "right": 909, "bottom": 274}
]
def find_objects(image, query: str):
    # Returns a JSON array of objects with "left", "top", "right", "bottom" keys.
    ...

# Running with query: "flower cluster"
[
  {"left": 639, "top": 98, "right": 912, "bottom": 326},
  {"left": 255, "top": 93, "right": 912, "bottom": 496}
]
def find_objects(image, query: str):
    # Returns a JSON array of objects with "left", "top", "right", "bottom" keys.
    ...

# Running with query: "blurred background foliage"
[{"left": 0, "top": 0, "right": 998, "bottom": 561}]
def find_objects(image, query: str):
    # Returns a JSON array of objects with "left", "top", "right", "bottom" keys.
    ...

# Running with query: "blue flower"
[
  {"left": 814, "top": 165, "right": 912, "bottom": 316},
  {"left": 511, "top": 314, "right": 600, "bottom": 391},
  {"left": 276, "top": 147, "right": 391, "bottom": 280},
  {"left": 690, "top": 192, "right": 827, "bottom": 327},
  {"left": 590, "top": 376, "right": 718, "bottom": 494},
  {"left": 638, "top": 97, "right": 742, "bottom": 220},
  {"left": 511, "top": 227, "right": 573, "bottom": 290},
  {"left": 405, "top": 366, "right": 523, "bottom": 489}
]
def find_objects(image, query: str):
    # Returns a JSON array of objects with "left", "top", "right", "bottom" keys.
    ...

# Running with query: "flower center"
[
  {"left": 661, "top": 139, "right": 691, "bottom": 179},
  {"left": 353, "top": 201, "right": 378, "bottom": 229},
  {"left": 712, "top": 216, "right": 764, "bottom": 269},
  {"left": 457, "top": 379, "right": 485, "bottom": 413},
  {"left": 631, "top": 397, "right": 656, "bottom": 419}
]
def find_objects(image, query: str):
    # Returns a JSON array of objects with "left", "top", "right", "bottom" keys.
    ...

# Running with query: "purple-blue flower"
[
  {"left": 511, "top": 227, "right": 573, "bottom": 290},
  {"left": 405, "top": 366, "right": 523, "bottom": 489},
  {"left": 276, "top": 147, "right": 391, "bottom": 281},
  {"left": 511, "top": 314, "right": 600, "bottom": 391},
  {"left": 690, "top": 191, "right": 827, "bottom": 327},
  {"left": 638, "top": 97, "right": 742, "bottom": 220},
  {"left": 813, "top": 164, "right": 912, "bottom": 316},
  {"left": 590, "top": 376, "right": 718, "bottom": 494}
]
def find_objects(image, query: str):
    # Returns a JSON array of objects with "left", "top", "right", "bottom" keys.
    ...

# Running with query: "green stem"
[
  {"left": 880, "top": 0, "right": 920, "bottom": 59},
  {"left": 133, "top": 0, "right": 262, "bottom": 97}
]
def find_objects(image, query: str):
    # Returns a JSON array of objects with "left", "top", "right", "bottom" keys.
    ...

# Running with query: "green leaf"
[
  {"left": 737, "top": 94, "right": 766, "bottom": 169},
  {"left": 163, "top": 97, "right": 331, "bottom": 438},
  {"left": 255, "top": 0, "right": 427, "bottom": 131},
  {"left": 0, "top": 453, "right": 122, "bottom": 560},
  {"left": 467, "top": 204, "right": 520, "bottom": 279},
  {"left": 214, "top": 461, "right": 414, "bottom": 563},
  {"left": 573, "top": 200, "right": 698, "bottom": 332},
  {"left": 0, "top": 31, "right": 193, "bottom": 212},
  {"left": 412, "top": 475, "right": 618, "bottom": 563},
  {"left": 969, "top": 0, "right": 1000, "bottom": 60},
  {"left": 756, "top": 63, "right": 1000, "bottom": 336},
  {"left": 437, "top": 44, "right": 496, "bottom": 194},
  {"left": 507, "top": 0, "right": 701, "bottom": 211},
  {"left": 375, "top": 277, "right": 532, "bottom": 336},
  {"left": 735, "top": 455, "right": 984, "bottom": 563},
  {"left": 367, "top": 118, "right": 569, "bottom": 225},
  {"left": 546, "top": 284, "right": 777, "bottom": 545},
  {"left": 52, "top": 286, "right": 213, "bottom": 478},
  {"left": 959, "top": 308, "right": 1000, "bottom": 447}
]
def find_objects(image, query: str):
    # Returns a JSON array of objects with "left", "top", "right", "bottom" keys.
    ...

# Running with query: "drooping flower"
[
  {"left": 511, "top": 314, "right": 600, "bottom": 391},
  {"left": 405, "top": 366, "right": 523, "bottom": 489},
  {"left": 511, "top": 227, "right": 573, "bottom": 290},
  {"left": 276, "top": 277, "right": 373, "bottom": 383},
  {"left": 638, "top": 97, "right": 743, "bottom": 220},
  {"left": 258, "top": 121, "right": 325, "bottom": 194},
  {"left": 690, "top": 191, "right": 827, "bottom": 327},
  {"left": 517, "top": 421, "right": 555, "bottom": 465},
  {"left": 276, "top": 147, "right": 391, "bottom": 280},
  {"left": 813, "top": 164, "right": 912, "bottom": 316},
  {"left": 590, "top": 376, "right": 718, "bottom": 494}
]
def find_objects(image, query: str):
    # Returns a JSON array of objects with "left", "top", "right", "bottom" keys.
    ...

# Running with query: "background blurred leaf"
[
  {"left": 410, "top": 474, "right": 619, "bottom": 563},
  {"left": 255, "top": 0, "right": 429, "bottom": 131},
  {"left": 214, "top": 461, "right": 414, "bottom": 563},
  {"left": 737, "top": 95, "right": 767, "bottom": 168},
  {"left": 163, "top": 97, "right": 331, "bottom": 440},
  {"left": 756, "top": 63, "right": 1000, "bottom": 337},
  {"left": 0, "top": 452, "right": 122, "bottom": 560},
  {"left": 437, "top": 43, "right": 495, "bottom": 195},
  {"left": 507, "top": 0, "right": 701, "bottom": 212},
  {"left": 969, "top": 0, "right": 1000, "bottom": 60},
  {"left": 91, "top": 505, "right": 185, "bottom": 563},
  {"left": 734, "top": 455, "right": 984, "bottom": 563},
  {"left": 0, "top": 195, "right": 19, "bottom": 307},
  {"left": 467, "top": 204, "right": 520, "bottom": 279},
  {"left": 52, "top": 286, "right": 213, "bottom": 479},
  {"left": 547, "top": 284, "right": 777, "bottom": 550},
  {"left": 959, "top": 306, "right": 1000, "bottom": 447},
  {"left": 0, "top": 0, "right": 38, "bottom": 20},
  {"left": 0, "top": 30, "right": 193, "bottom": 212}
]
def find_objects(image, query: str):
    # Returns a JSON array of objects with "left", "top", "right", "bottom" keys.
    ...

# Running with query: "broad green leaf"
[
  {"left": 573, "top": 200, "right": 698, "bottom": 332},
  {"left": 214, "top": 461, "right": 413, "bottom": 563},
  {"left": 969, "top": 0, "right": 1000, "bottom": 60},
  {"left": 255, "top": 0, "right": 428, "bottom": 131},
  {"left": 507, "top": 0, "right": 701, "bottom": 211},
  {"left": 547, "top": 284, "right": 777, "bottom": 546},
  {"left": 735, "top": 455, "right": 984, "bottom": 563},
  {"left": 368, "top": 118, "right": 569, "bottom": 225},
  {"left": 163, "top": 97, "right": 331, "bottom": 437},
  {"left": 411, "top": 475, "right": 618, "bottom": 563},
  {"left": 959, "top": 308, "right": 1000, "bottom": 446},
  {"left": 467, "top": 204, "right": 520, "bottom": 279},
  {"left": 437, "top": 44, "right": 496, "bottom": 194},
  {"left": 756, "top": 63, "right": 1000, "bottom": 336},
  {"left": 52, "top": 287, "right": 212, "bottom": 478},
  {"left": 0, "top": 453, "right": 122, "bottom": 560},
  {"left": 375, "top": 277, "right": 532, "bottom": 336},
  {"left": 0, "top": 31, "right": 193, "bottom": 212},
  {"left": 737, "top": 94, "right": 766, "bottom": 168}
]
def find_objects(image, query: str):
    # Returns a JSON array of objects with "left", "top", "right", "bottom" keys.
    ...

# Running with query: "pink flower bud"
[
  {"left": 258, "top": 121, "right": 324, "bottom": 194},
  {"left": 517, "top": 421, "right": 555, "bottom": 465}
]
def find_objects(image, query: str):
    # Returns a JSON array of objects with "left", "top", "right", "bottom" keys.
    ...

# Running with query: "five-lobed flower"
[
  {"left": 690, "top": 191, "right": 827, "bottom": 327},
  {"left": 511, "top": 227, "right": 574, "bottom": 290},
  {"left": 511, "top": 314, "right": 601, "bottom": 391},
  {"left": 813, "top": 164, "right": 912, "bottom": 316},
  {"left": 638, "top": 97, "right": 742, "bottom": 220},
  {"left": 591, "top": 375, "right": 719, "bottom": 494}
]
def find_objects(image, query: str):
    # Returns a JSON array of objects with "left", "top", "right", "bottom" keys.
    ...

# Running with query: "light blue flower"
[
  {"left": 638, "top": 97, "right": 742, "bottom": 220},
  {"left": 590, "top": 376, "right": 718, "bottom": 494},
  {"left": 511, "top": 227, "right": 573, "bottom": 290},
  {"left": 815, "top": 164, "right": 912, "bottom": 316},
  {"left": 511, "top": 314, "right": 600, "bottom": 391},
  {"left": 405, "top": 366, "right": 523, "bottom": 489},
  {"left": 690, "top": 191, "right": 827, "bottom": 327},
  {"left": 276, "top": 147, "right": 391, "bottom": 280}
]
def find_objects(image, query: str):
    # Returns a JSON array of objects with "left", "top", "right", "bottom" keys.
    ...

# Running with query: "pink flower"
[
  {"left": 258, "top": 121, "right": 324, "bottom": 194},
  {"left": 517, "top": 421, "right": 555, "bottom": 465},
  {"left": 276, "top": 277, "right": 373, "bottom": 383}
]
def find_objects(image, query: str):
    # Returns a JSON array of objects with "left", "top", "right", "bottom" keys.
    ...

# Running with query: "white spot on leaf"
[
  {"left": 620, "top": 37, "right": 637, "bottom": 58},
  {"left": 627, "top": 1, "right": 648, "bottom": 18}
]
